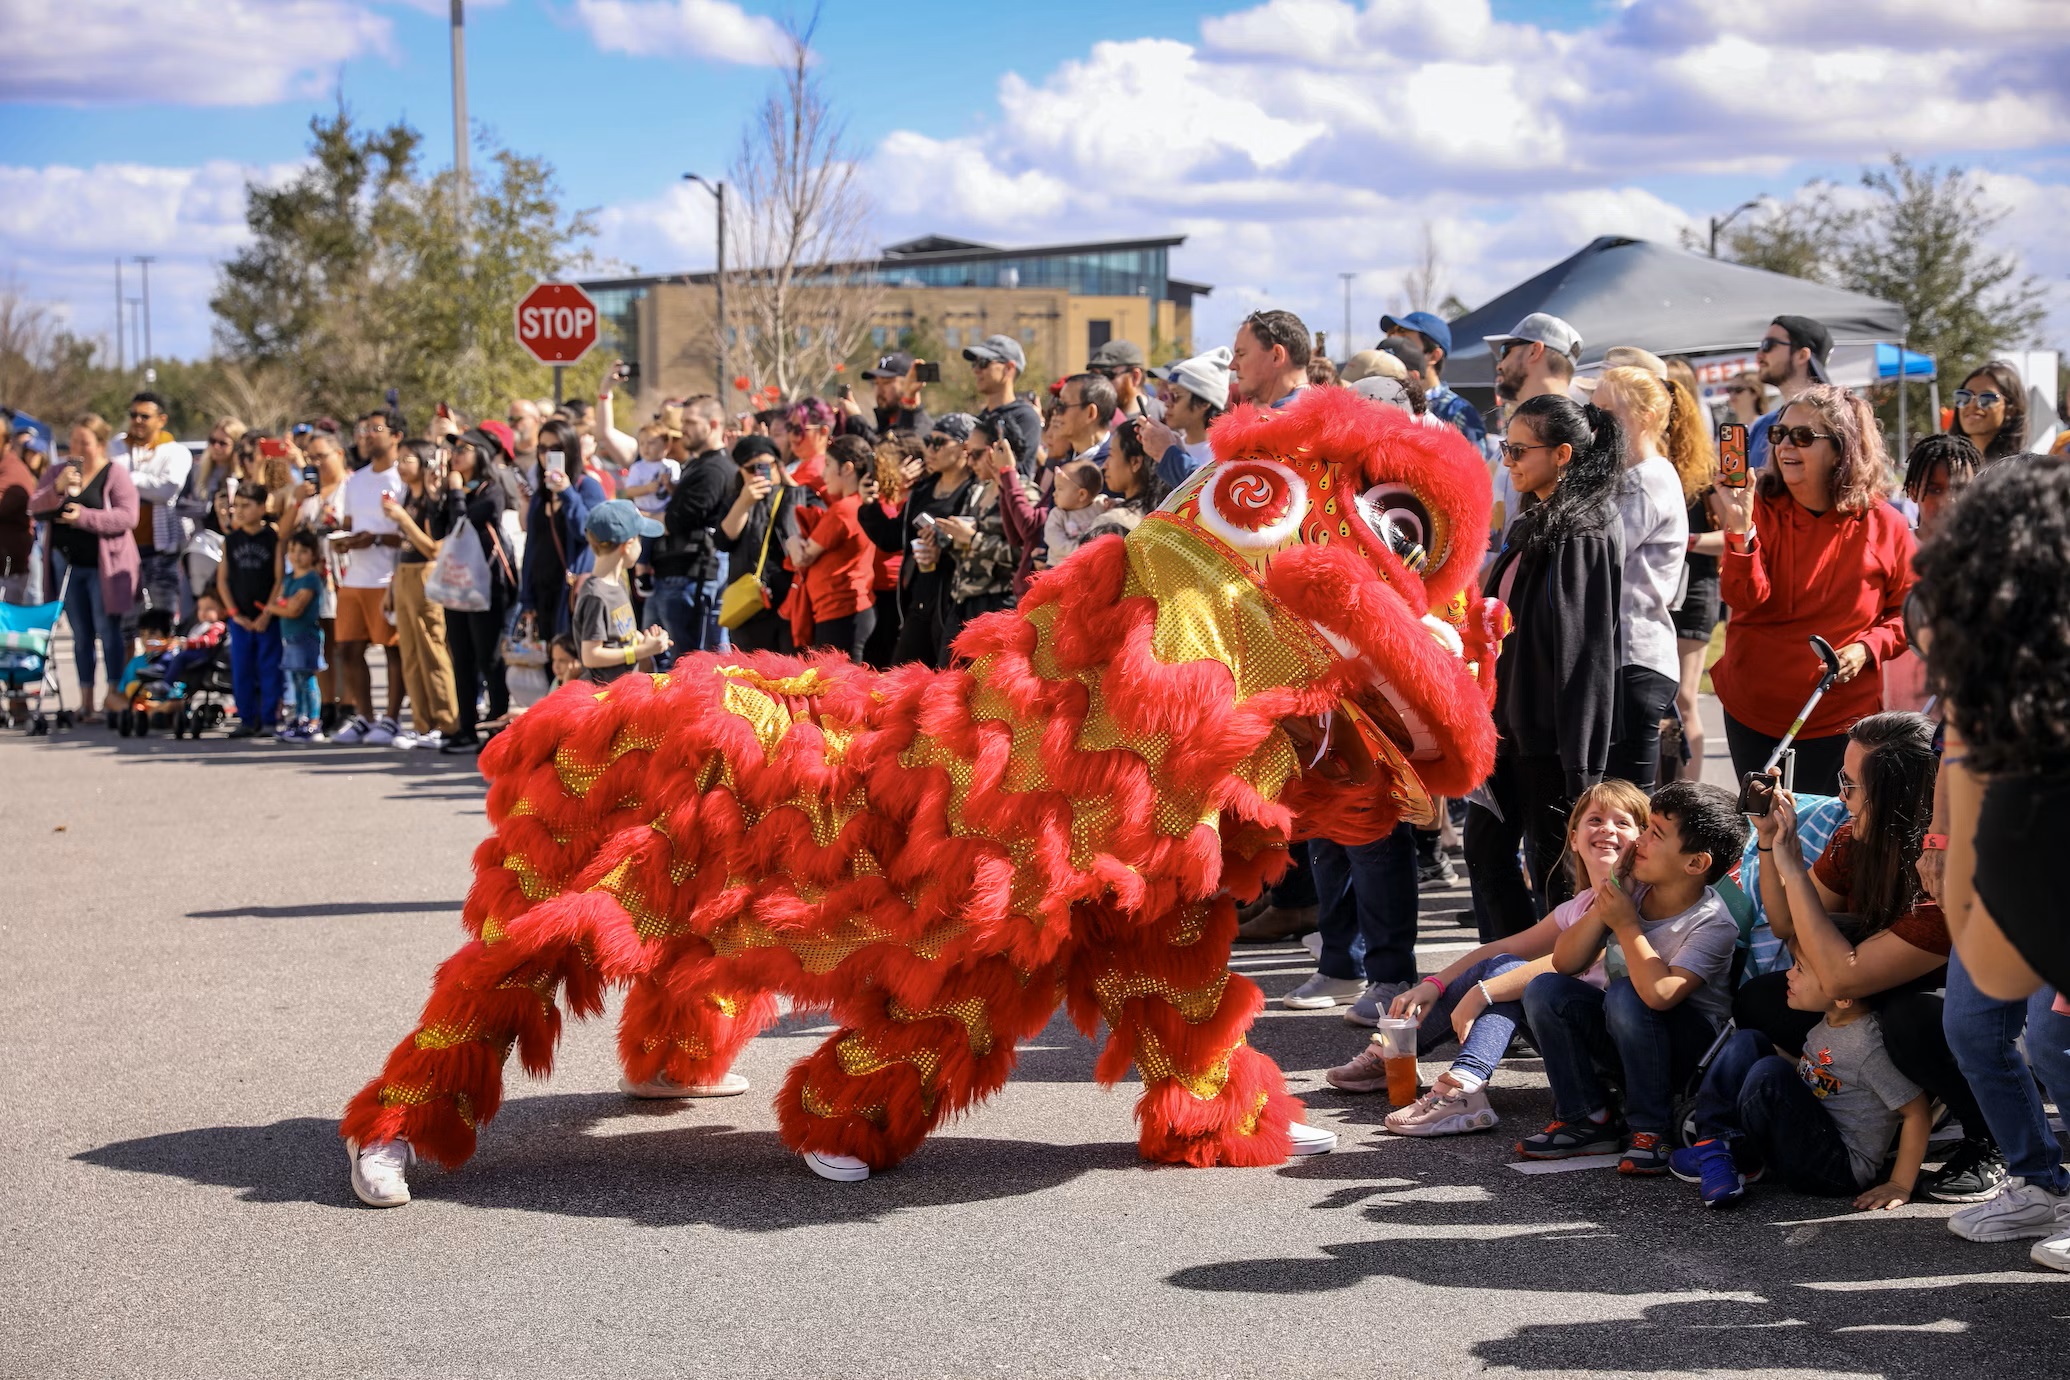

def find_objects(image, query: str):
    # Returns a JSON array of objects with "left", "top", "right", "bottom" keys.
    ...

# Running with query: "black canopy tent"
[{"left": 1440, "top": 236, "right": 1907, "bottom": 404}]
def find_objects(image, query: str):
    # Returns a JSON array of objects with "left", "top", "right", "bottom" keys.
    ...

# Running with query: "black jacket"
[
  {"left": 656, "top": 449, "right": 736, "bottom": 582},
  {"left": 857, "top": 468, "right": 975, "bottom": 615},
  {"left": 716, "top": 479, "right": 803, "bottom": 608},
  {"left": 844, "top": 402, "right": 934, "bottom": 446},
  {"left": 1483, "top": 500, "right": 1624, "bottom": 798}
]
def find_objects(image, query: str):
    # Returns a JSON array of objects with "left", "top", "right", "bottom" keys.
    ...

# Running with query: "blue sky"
[{"left": 6, "top": 0, "right": 2067, "bottom": 366}]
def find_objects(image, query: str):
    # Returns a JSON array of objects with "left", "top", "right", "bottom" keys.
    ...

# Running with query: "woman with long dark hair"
[
  {"left": 1949, "top": 361, "right": 2028, "bottom": 462},
  {"left": 518, "top": 417, "right": 605, "bottom": 637},
  {"left": 1464, "top": 394, "right": 1626, "bottom": 940},
  {"left": 1712, "top": 385, "right": 1915, "bottom": 797}
]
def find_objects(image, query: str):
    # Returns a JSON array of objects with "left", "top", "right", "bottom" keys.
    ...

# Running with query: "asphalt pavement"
[{"left": 3, "top": 709, "right": 2065, "bottom": 1380}]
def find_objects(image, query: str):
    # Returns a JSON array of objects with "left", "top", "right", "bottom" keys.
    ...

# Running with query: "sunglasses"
[
  {"left": 1953, "top": 389, "right": 2003, "bottom": 408},
  {"left": 1497, "top": 441, "right": 1554, "bottom": 463},
  {"left": 923, "top": 435, "right": 952, "bottom": 449},
  {"left": 127, "top": 410, "right": 157, "bottom": 420},
  {"left": 1767, "top": 423, "right": 1835, "bottom": 449},
  {"left": 1835, "top": 770, "right": 1860, "bottom": 801},
  {"left": 1725, "top": 385, "right": 1754, "bottom": 396},
  {"left": 1756, "top": 338, "right": 1793, "bottom": 354}
]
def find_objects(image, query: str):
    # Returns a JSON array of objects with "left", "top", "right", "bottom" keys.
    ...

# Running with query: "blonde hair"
[
  {"left": 1564, "top": 779, "right": 1651, "bottom": 894},
  {"left": 73, "top": 413, "right": 113, "bottom": 447},
  {"left": 1599, "top": 366, "right": 1716, "bottom": 502}
]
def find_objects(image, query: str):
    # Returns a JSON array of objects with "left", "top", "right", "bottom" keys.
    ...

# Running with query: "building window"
[
  {"left": 945, "top": 328, "right": 962, "bottom": 349},
  {"left": 1087, "top": 320, "right": 1112, "bottom": 356},
  {"left": 871, "top": 327, "right": 889, "bottom": 348}
]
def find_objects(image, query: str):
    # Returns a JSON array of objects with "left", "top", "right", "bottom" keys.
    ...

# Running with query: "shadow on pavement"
[{"left": 74, "top": 1092, "right": 1140, "bottom": 1232}]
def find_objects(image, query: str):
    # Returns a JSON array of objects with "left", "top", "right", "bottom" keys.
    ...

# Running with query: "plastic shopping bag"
[{"left": 426, "top": 517, "right": 493, "bottom": 612}]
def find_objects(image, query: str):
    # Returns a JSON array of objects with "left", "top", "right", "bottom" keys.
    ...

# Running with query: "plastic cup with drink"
[{"left": 1375, "top": 1016, "right": 1421, "bottom": 1105}]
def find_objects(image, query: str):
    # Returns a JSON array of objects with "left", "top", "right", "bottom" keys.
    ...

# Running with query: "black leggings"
[
  {"left": 1733, "top": 970, "right": 1990, "bottom": 1146},
  {"left": 811, "top": 606, "right": 877, "bottom": 663},
  {"left": 1722, "top": 709, "right": 1848, "bottom": 798},
  {"left": 862, "top": 588, "right": 901, "bottom": 668},
  {"left": 1607, "top": 664, "right": 1680, "bottom": 790},
  {"left": 447, "top": 604, "right": 508, "bottom": 739},
  {"left": 729, "top": 607, "right": 792, "bottom": 655},
  {"left": 1464, "top": 752, "right": 1573, "bottom": 942}
]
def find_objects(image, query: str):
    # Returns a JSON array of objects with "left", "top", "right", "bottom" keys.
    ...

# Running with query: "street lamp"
[
  {"left": 1708, "top": 198, "right": 1765, "bottom": 258},
  {"left": 1338, "top": 272, "right": 1355, "bottom": 363},
  {"left": 683, "top": 173, "right": 728, "bottom": 409}
]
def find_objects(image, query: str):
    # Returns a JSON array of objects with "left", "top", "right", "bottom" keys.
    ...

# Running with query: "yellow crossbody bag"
[{"left": 718, "top": 495, "right": 779, "bottom": 629}]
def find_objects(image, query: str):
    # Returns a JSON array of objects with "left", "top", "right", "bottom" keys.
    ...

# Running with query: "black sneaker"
[
  {"left": 1917, "top": 1139, "right": 2009, "bottom": 1203},
  {"left": 226, "top": 722, "right": 262, "bottom": 740},
  {"left": 1517, "top": 1116, "right": 1624, "bottom": 1160}
]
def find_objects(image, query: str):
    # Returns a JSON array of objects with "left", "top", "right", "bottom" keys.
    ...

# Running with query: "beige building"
[{"left": 584, "top": 234, "right": 1208, "bottom": 413}]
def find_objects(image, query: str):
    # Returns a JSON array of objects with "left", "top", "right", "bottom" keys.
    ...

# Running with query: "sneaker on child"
[
  {"left": 1325, "top": 1039, "right": 1391, "bottom": 1093},
  {"left": 1619, "top": 1131, "right": 1671, "bottom": 1176},
  {"left": 1385, "top": 1084, "right": 1498, "bottom": 1137},
  {"left": 2032, "top": 1220, "right": 2070, "bottom": 1273},
  {"left": 1516, "top": 1116, "right": 1623, "bottom": 1160}
]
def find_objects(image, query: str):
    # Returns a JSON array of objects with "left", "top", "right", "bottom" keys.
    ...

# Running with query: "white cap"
[
  {"left": 1349, "top": 374, "right": 1413, "bottom": 414},
  {"left": 1484, "top": 311, "right": 1583, "bottom": 362},
  {"left": 1156, "top": 346, "right": 1233, "bottom": 409}
]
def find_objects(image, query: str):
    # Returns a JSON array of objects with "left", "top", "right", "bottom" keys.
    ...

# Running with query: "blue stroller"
[{"left": 0, "top": 570, "right": 72, "bottom": 734}]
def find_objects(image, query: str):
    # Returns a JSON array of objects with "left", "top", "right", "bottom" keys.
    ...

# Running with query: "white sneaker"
[
  {"left": 413, "top": 730, "right": 443, "bottom": 750},
  {"left": 1947, "top": 1179, "right": 2070, "bottom": 1242},
  {"left": 390, "top": 728, "right": 420, "bottom": 749},
  {"left": 804, "top": 1150, "right": 870, "bottom": 1182},
  {"left": 331, "top": 714, "right": 369, "bottom": 745},
  {"left": 1345, "top": 981, "right": 1412, "bottom": 1027},
  {"left": 619, "top": 1071, "right": 750, "bottom": 1099},
  {"left": 2032, "top": 1221, "right": 2070, "bottom": 1272},
  {"left": 347, "top": 1137, "right": 414, "bottom": 1207},
  {"left": 1282, "top": 974, "right": 1366, "bottom": 1010},
  {"left": 363, "top": 716, "right": 399, "bottom": 747},
  {"left": 1286, "top": 1120, "right": 1337, "bottom": 1155},
  {"left": 1384, "top": 1083, "right": 1500, "bottom": 1137}
]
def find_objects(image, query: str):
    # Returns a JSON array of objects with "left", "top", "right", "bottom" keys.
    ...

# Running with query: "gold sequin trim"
[
  {"left": 1123, "top": 516, "right": 1335, "bottom": 702},
  {"left": 888, "top": 995, "right": 994, "bottom": 1057},
  {"left": 1133, "top": 1030, "right": 1240, "bottom": 1102},
  {"left": 500, "top": 851, "right": 560, "bottom": 901},
  {"left": 1093, "top": 969, "right": 1229, "bottom": 1024}
]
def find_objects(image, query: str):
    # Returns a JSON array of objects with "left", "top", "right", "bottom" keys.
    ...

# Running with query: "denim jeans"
[
  {"left": 1267, "top": 841, "right": 1319, "bottom": 910},
  {"left": 1312, "top": 824, "right": 1419, "bottom": 986},
  {"left": 1417, "top": 954, "right": 1533, "bottom": 1084},
  {"left": 136, "top": 550, "right": 187, "bottom": 626},
  {"left": 53, "top": 551, "right": 127, "bottom": 701},
  {"left": 1944, "top": 952, "right": 2070, "bottom": 1192},
  {"left": 1523, "top": 972, "right": 1720, "bottom": 1135},
  {"left": 228, "top": 621, "right": 283, "bottom": 727},
  {"left": 650, "top": 572, "right": 726, "bottom": 667},
  {"left": 1691, "top": 1029, "right": 1862, "bottom": 1195}
]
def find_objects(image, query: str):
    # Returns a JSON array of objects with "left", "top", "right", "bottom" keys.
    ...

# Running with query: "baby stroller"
[
  {"left": 118, "top": 634, "right": 235, "bottom": 738},
  {"left": 169, "top": 637, "right": 235, "bottom": 739},
  {"left": 0, "top": 571, "right": 72, "bottom": 735}
]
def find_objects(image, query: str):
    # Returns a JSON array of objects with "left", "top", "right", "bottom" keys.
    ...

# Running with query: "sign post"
[{"left": 515, "top": 283, "right": 600, "bottom": 407}]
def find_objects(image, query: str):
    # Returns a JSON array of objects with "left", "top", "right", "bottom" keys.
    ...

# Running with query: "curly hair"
[
  {"left": 1901, "top": 432, "right": 1980, "bottom": 501},
  {"left": 1599, "top": 367, "right": 1716, "bottom": 503},
  {"left": 1844, "top": 712, "right": 1938, "bottom": 935},
  {"left": 1954, "top": 361, "right": 2027, "bottom": 462},
  {"left": 1916, "top": 453, "right": 2070, "bottom": 774},
  {"left": 1509, "top": 395, "right": 1624, "bottom": 555},
  {"left": 1754, "top": 384, "right": 1885, "bottom": 514}
]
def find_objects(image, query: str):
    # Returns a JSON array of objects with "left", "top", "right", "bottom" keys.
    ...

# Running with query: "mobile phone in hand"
[
  {"left": 1718, "top": 422, "right": 1748, "bottom": 489},
  {"left": 544, "top": 451, "right": 566, "bottom": 476}
]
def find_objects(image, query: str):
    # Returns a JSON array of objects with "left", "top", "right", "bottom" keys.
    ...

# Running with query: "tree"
[
  {"left": 0, "top": 282, "right": 101, "bottom": 427},
  {"left": 726, "top": 17, "right": 883, "bottom": 401},
  {"left": 1711, "top": 184, "right": 1859, "bottom": 284},
  {"left": 212, "top": 108, "right": 600, "bottom": 423}
]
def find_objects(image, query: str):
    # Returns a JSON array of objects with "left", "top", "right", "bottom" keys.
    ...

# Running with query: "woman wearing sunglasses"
[
  {"left": 1949, "top": 361, "right": 2028, "bottom": 463},
  {"left": 1711, "top": 386, "right": 1916, "bottom": 797}
]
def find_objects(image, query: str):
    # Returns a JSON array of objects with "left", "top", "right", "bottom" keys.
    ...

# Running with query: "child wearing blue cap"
[{"left": 574, "top": 499, "right": 672, "bottom": 684}]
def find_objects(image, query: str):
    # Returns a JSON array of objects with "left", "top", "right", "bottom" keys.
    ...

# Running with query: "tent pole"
[{"left": 1897, "top": 335, "right": 1908, "bottom": 460}]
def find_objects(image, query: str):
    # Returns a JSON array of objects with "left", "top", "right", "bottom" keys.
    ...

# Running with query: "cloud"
[
  {"left": 573, "top": 0, "right": 794, "bottom": 66},
  {"left": 1, "top": 0, "right": 393, "bottom": 106}
]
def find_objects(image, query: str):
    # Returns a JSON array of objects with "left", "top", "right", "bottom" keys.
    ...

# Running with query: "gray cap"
[
  {"left": 1484, "top": 311, "right": 1583, "bottom": 362},
  {"left": 963, "top": 334, "right": 1026, "bottom": 371},
  {"left": 1154, "top": 346, "right": 1232, "bottom": 409},
  {"left": 1088, "top": 339, "right": 1147, "bottom": 370}
]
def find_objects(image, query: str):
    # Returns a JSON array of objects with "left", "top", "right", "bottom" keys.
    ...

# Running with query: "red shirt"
[
  {"left": 789, "top": 452, "right": 827, "bottom": 499},
  {"left": 1713, "top": 489, "right": 1915, "bottom": 739},
  {"left": 800, "top": 495, "right": 873, "bottom": 623}
]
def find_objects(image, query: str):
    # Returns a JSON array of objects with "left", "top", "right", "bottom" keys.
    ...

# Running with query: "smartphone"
[
  {"left": 257, "top": 437, "right": 291, "bottom": 459},
  {"left": 301, "top": 465, "right": 318, "bottom": 485},
  {"left": 837, "top": 383, "right": 853, "bottom": 401},
  {"left": 1718, "top": 422, "right": 1748, "bottom": 489},
  {"left": 913, "top": 361, "right": 941, "bottom": 384},
  {"left": 436, "top": 401, "right": 450, "bottom": 420},
  {"left": 544, "top": 451, "right": 566, "bottom": 476},
  {"left": 755, "top": 461, "right": 774, "bottom": 480},
  {"left": 914, "top": 512, "right": 937, "bottom": 534}
]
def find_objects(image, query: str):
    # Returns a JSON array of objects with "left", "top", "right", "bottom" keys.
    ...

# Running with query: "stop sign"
[{"left": 514, "top": 282, "right": 599, "bottom": 365}]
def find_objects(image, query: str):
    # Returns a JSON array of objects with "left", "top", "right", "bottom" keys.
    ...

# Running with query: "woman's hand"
[
  {"left": 738, "top": 471, "right": 775, "bottom": 506},
  {"left": 1916, "top": 846, "right": 1945, "bottom": 905},
  {"left": 899, "top": 456, "right": 925, "bottom": 486},
  {"left": 544, "top": 467, "right": 569, "bottom": 494},
  {"left": 1715, "top": 482, "right": 1754, "bottom": 535},
  {"left": 1450, "top": 984, "right": 1486, "bottom": 1046},
  {"left": 1833, "top": 642, "right": 1870, "bottom": 684},
  {"left": 1135, "top": 417, "right": 1180, "bottom": 458},
  {"left": 56, "top": 503, "right": 81, "bottom": 524},
  {"left": 1751, "top": 774, "right": 1786, "bottom": 848},
  {"left": 294, "top": 480, "right": 317, "bottom": 503},
  {"left": 57, "top": 468, "right": 83, "bottom": 498},
  {"left": 933, "top": 515, "right": 975, "bottom": 546},
  {"left": 1768, "top": 788, "right": 1806, "bottom": 872}
]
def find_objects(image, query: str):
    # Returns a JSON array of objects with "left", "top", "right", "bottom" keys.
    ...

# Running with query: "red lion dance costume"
[{"left": 342, "top": 388, "right": 1501, "bottom": 1184}]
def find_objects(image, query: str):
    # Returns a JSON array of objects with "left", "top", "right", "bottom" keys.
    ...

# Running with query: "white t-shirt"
[
  {"left": 295, "top": 487, "right": 346, "bottom": 618},
  {"left": 337, "top": 464, "right": 408, "bottom": 589},
  {"left": 625, "top": 458, "right": 679, "bottom": 514},
  {"left": 1614, "top": 453, "right": 1689, "bottom": 679}
]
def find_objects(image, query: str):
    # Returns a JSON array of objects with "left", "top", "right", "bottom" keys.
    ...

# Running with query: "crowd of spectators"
[{"left": 3, "top": 299, "right": 2067, "bottom": 1267}]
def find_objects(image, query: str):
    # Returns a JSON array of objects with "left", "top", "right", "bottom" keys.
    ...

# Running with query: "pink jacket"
[{"left": 31, "top": 459, "right": 141, "bottom": 614}]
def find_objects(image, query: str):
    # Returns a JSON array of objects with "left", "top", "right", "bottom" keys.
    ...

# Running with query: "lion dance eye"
[{"left": 1358, "top": 484, "right": 1437, "bottom": 573}]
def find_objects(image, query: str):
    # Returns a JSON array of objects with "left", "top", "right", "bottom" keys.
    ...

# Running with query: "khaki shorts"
[{"left": 335, "top": 584, "right": 396, "bottom": 646}]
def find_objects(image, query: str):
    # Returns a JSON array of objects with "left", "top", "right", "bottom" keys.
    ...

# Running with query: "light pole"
[
  {"left": 1708, "top": 198, "right": 1764, "bottom": 258},
  {"left": 451, "top": 1, "right": 470, "bottom": 217},
  {"left": 135, "top": 256, "right": 155, "bottom": 369},
  {"left": 114, "top": 260, "right": 124, "bottom": 374},
  {"left": 1339, "top": 272, "right": 1355, "bottom": 363},
  {"left": 683, "top": 173, "right": 728, "bottom": 409}
]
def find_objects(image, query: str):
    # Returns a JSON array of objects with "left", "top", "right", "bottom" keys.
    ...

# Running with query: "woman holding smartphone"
[
  {"left": 518, "top": 418, "right": 604, "bottom": 637},
  {"left": 29, "top": 414, "right": 141, "bottom": 721}
]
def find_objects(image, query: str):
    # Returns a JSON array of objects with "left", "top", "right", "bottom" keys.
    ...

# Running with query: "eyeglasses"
[
  {"left": 923, "top": 435, "right": 952, "bottom": 449},
  {"left": 1497, "top": 441, "right": 1554, "bottom": 463},
  {"left": 1835, "top": 770, "right": 1860, "bottom": 801},
  {"left": 1952, "top": 389, "right": 2003, "bottom": 409},
  {"left": 1755, "top": 338, "right": 1793, "bottom": 354},
  {"left": 127, "top": 410, "right": 156, "bottom": 420},
  {"left": 1766, "top": 423, "right": 1835, "bottom": 449}
]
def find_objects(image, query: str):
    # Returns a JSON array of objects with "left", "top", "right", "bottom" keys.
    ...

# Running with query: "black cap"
[
  {"left": 861, "top": 351, "right": 916, "bottom": 380},
  {"left": 1377, "top": 335, "right": 1427, "bottom": 375},
  {"left": 1771, "top": 315, "right": 1833, "bottom": 381}
]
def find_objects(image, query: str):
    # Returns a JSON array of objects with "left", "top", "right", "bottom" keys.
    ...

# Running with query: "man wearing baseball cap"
[
  {"left": 572, "top": 499, "right": 669, "bottom": 685},
  {"left": 852, "top": 351, "right": 933, "bottom": 442},
  {"left": 1088, "top": 339, "right": 1165, "bottom": 423},
  {"left": 1748, "top": 314, "right": 1831, "bottom": 471},
  {"left": 964, "top": 334, "right": 1042, "bottom": 476},
  {"left": 1486, "top": 311, "right": 1583, "bottom": 406},
  {"left": 1382, "top": 310, "right": 1489, "bottom": 461},
  {"left": 1138, "top": 346, "right": 1230, "bottom": 487}
]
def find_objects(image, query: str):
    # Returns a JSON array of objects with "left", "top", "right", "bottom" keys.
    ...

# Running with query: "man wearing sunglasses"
[
  {"left": 110, "top": 391, "right": 195, "bottom": 623},
  {"left": 1748, "top": 315, "right": 1830, "bottom": 473}
]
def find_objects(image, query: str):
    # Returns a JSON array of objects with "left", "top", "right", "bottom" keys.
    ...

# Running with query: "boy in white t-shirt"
[{"left": 1518, "top": 781, "right": 1750, "bottom": 1175}]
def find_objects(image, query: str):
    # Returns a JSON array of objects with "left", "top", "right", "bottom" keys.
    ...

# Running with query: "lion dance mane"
[{"left": 341, "top": 388, "right": 1502, "bottom": 1174}]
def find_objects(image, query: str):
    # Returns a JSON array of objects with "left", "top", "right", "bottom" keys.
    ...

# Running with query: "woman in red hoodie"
[{"left": 1713, "top": 385, "right": 1913, "bottom": 797}]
